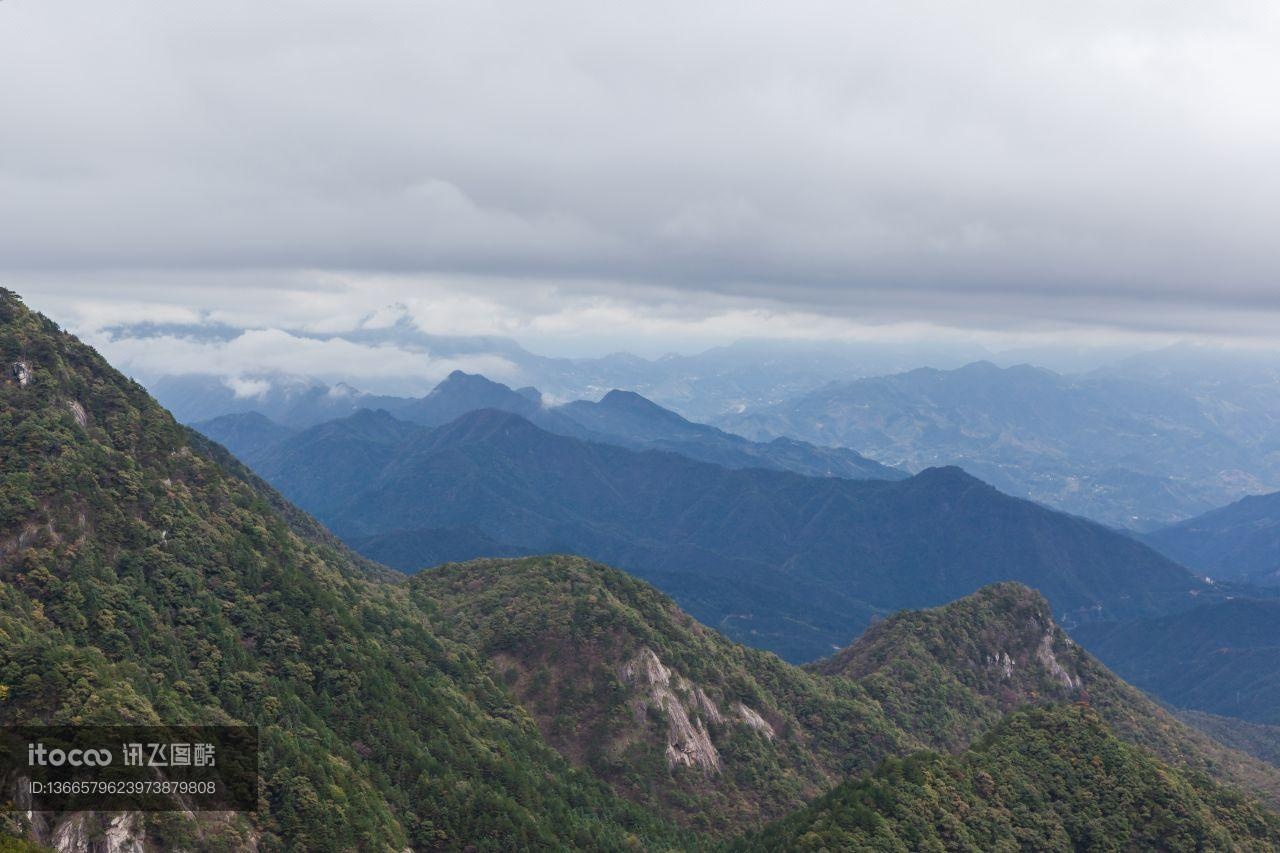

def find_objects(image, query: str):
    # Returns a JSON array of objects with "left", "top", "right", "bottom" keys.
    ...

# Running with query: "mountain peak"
[
  {"left": 909, "top": 464, "right": 981, "bottom": 485},
  {"left": 597, "top": 389, "right": 686, "bottom": 420},
  {"left": 403, "top": 370, "right": 540, "bottom": 427},
  {"left": 600, "top": 388, "right": 659, "bottom": 407},
  {"left": 813, "top": 580, "right": 1084, "bottom": 748},
  {"left": 432, "top": 369, "right": 502, "bottom": 391}
]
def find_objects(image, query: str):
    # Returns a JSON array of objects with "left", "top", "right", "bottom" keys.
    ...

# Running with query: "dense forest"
[{"left": 738, "top": 705, "right": 1280, "bottom": 852}]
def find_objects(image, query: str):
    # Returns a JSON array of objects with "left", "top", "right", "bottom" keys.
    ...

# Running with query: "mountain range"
[
  {"left": 196, "top": 369, "right": 905, "bottom": 482},
  {"left": 719, "top": 359, "right": 1280, "bottom": 530},
  {"left": 115, "top": 318, "right": 998, "bottom": 423},
  {"left": 206, "top": 401, "right": 1215, "bottom": 662},
  {"left": 6, "top": 288, "right": 1280, "bottom": 850}
]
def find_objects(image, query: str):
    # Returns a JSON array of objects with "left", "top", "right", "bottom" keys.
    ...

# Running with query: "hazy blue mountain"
[
  {"left": 248, "top": 407, "right": 1211, "bottom": 662},
  {"left": 721, "top": 360, "right": 1280, "bottom": 530},
  {"left": 192, "top": 410, "right": 296, "bottom": 465},
  {"left": 148, "top": 372, "right": 411, "bottom": 427},
  {"left": 558, "top": 389, "right": 906, "bottom": 479},
  {"left": 119, "top": 316, "right": 996, "bottom": 422},
  {"left": 250, "top": 408, "right": 424, "bottom": 518},
  {"left": 1178, "top": 710, "right": 1280, "bottom": 769},
  {"left": 193, "top": 372, "right": 906, "bottom": 483},
  {"left": 390, "top": 371, "right": 601, "bottom": 442},
  {"left": 1074, "top": 598, "right": 1280, "bottom": 725},
  {"left": 1144, "top": 490, "right": 1280, "bottom": 585}
]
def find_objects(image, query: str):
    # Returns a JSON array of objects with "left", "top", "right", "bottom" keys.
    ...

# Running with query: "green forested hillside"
[
  {"left": 737, "top": 705, "right": 1280, "bottom": 852},
  {"left": 0, "top": 289, "right": 687, "bottom": 850},
  {"left": 817, "top": 583, "right": 1280, "bottom": 799},
  {"left": 414, "top": 556, "right": 913, "bottom": 834},
  {"left": 417, "top": 557, "right": 1280, "bottom": 834}
]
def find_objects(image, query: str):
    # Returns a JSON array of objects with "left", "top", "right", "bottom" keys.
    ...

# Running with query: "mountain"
[
  {"left": 396, "top": 370, "right": 552, "bottom": 428},
  {"left": 738, "top": 704, "right": 1280, "bottom": 852},
  {"left": 414, "top": 555, "right": 914, "bottom": 834},
  {"left": 120, "top": 318, "right": 995, "bottom": 424},
  {"left": 1145, "top": 490, "right": 1280, "bottom": 585},
  {"left": 192, "top": 410, "right": 296, "bottom": 465},
  {"left": 252, "top": 405, "right": 1212, "bottom": 661},
  {"left": 1073, "top": 598, "right": 1280, "bottom": 725},
  {"left": 810, "top": 580, "right": 1280, "bottom": 796},
  {"left": 417, "top": 558, "right": 1280, "bottom": 832},
  {"left": 0, "top": 289, "right": 687, "bottom": 850},
  {"left": 720, "top": 360, "right": 1280, "bottom": 530},
  {"left": 559, "top": 389, "right": 905, "bottom": 480},
  {"left": 190, "top": 372, "right": 905, "bottom": 483}
]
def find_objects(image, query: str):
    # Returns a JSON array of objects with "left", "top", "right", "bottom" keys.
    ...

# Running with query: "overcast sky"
[{"left": 4, "top": 1, "right": 1280, "bottom": 374}]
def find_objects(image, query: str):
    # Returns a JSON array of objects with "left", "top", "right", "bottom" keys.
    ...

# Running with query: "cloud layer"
[{"left": 4, "top": 0, "right": 1280, "bottom": 344}]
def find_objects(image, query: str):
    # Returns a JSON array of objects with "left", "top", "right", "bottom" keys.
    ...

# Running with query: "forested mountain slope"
[
  {"left": 417, "top": 557, "right": 1280, "bottom": 832},
  {"left": 738, "top": 705, "right": 1280, "bottom": 852},
  {"left": 0, "top": 289, "right": 688, "bottom": 851}
]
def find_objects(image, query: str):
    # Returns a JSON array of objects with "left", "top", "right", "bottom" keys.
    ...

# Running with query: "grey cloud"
[{"left": 3, "top": 0, "right": 1280, "bottom": 340}]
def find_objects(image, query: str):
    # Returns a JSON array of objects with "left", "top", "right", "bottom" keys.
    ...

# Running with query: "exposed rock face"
[
  {"left": 1037, "top": 631, "right": 1083, "bottom": 691},
  {"left": 735, "top": 703, "right": 776, "bottom": 740},
  {"left": 617, "top": 648, "right": 785, "bottom": 774},
  {"left": 67, "top": 399, "right": 88, "bottom": 428},
  {"left": 11, "top": 360, "right": 31, "bottom": 386},
  {"left": 35, "top": 812, "right": 145, "bottom": 853},
  {"left": 988, "top": 650, "right": 1015, "bottom": 678},
  {"left": 622, "top": 647, "right": 722, "bottom": 774}
]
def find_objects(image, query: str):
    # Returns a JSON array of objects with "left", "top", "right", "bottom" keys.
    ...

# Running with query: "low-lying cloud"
[{"left": 84, "top": 322, "right": 519, "bottom": 395}]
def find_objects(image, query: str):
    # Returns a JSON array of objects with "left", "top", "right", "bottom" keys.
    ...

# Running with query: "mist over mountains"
[
  {"left": 8, "top": 288, "right": 1280, "bottom": 851},
  {"left": 720, "top": 359, "right": 1280, "bottom": 530},
  {"left": 131, "top": 316, "right": 1280, "bottom": 534}
]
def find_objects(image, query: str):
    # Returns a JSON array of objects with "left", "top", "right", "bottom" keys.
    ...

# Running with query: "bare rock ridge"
[
  {"left": 621, "top": 647, "right": 778, "bottom": 774},
  {"left": 622, "top": 647, "right": 722, "bottom": 774}
]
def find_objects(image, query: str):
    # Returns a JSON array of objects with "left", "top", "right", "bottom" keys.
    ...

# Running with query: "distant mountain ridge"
[
  {"left": 195, "top": 369, "right": 906, "bottom": 483},
  {"left": 1144, "top": 489, "right": 1280, "bottom": 585},
  {"left": 560, "top": 388, "right": 904, "bottom": 480},
  {"left": 241, "top": 404, "right": 1213, "bottom": 661},
  {"left": 1074, "top": 598, "right": 1280, "bottom": 725},
  {"left": 720, "top": 359, "right": 1280, "bottom": 530}
]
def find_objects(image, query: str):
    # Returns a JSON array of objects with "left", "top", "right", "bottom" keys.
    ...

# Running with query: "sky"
[{"left": 3, "top": 1, "right": 1280, "bottom": 380}]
